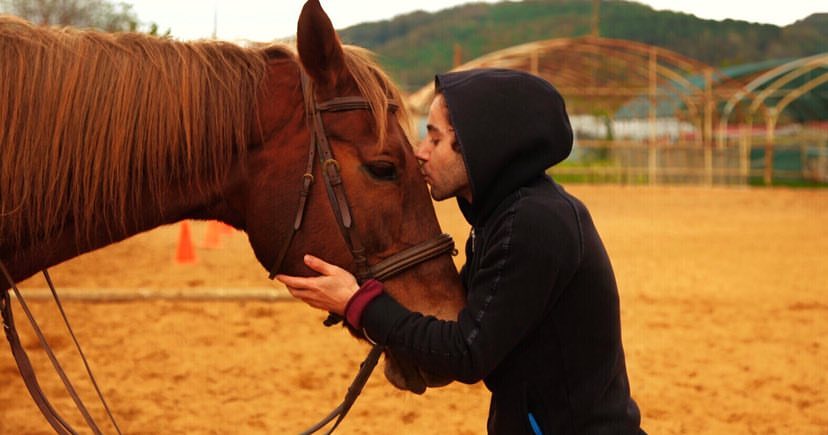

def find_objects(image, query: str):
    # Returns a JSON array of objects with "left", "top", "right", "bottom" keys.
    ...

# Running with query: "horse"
[{"left": 0, "top": 0, "right": 464, "bottom": 410}]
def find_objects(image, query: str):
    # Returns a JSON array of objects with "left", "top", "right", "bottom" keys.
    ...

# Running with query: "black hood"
[{"left": 435, "top": 68, "right": 573, "bottom": 225}]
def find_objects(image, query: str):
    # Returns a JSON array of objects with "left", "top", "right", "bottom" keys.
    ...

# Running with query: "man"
[{"left": 277, "top": 68, "right": 644, "bottom": 434}]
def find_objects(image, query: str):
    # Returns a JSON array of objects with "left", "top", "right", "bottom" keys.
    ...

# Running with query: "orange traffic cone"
[
  {"left": 175, "top": 221, "right": 197, "bottom": 264},
  {"left": 203, "top": 220, "right": 222, "bottom": 249}
]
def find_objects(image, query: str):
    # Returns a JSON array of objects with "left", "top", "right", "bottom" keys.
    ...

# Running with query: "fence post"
[
  {"left": 704, "top": 68, "right": 714, "bottom": 186},
  {"left": 649, "top": 48, "right": 658, "bottom": 185},
  {"left": 764, "top": 109, "right": 777, "bottom": 186},
  {"left": 739, "top": 127, "right": 750, "bottom": 185}
]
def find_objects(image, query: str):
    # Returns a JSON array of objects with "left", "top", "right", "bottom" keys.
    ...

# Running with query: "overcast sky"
[{"left": 125, "top": 0, "right": 827, "bottom": 42}]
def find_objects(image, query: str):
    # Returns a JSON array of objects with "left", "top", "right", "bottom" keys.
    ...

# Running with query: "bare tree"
[{"left": 0, "top": 0, "right": 139, "bottom": 32}]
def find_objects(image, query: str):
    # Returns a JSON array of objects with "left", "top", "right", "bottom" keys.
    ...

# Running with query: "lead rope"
[
  {"left": 0, "top": 261, "right": 121, "bottom": 435},
  {"left": 298, "top": 344, "right": 384, "bottom": 435}
]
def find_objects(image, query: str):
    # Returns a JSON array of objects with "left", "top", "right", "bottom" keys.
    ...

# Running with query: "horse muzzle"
[{"left": 382, "top": 349, "right": 452, "bottom": 394}]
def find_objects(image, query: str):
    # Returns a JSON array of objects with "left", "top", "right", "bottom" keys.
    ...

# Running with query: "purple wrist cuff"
[{"left": 344, "top": 279, "right": 384, "bottom": 329}]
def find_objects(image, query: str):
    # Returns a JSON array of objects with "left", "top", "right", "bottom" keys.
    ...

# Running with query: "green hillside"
[{"left": 338, "top": 0, "right": 828, "bottom": 91}]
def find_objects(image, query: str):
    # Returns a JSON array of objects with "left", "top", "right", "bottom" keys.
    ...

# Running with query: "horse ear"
[{"left": 297, "top": 0, "right": 346, "bottom": 89}]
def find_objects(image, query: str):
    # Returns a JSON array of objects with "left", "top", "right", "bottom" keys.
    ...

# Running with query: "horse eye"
[{"left": 363, "top": 161, "right": 398, "bottom": 181}]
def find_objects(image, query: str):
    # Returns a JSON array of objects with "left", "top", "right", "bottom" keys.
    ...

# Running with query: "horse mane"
[{"left": 0, "top": 15, "right": 408, "bottom": 248}]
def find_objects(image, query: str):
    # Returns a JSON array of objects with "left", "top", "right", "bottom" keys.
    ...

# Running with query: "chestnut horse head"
[{"left": 0, "top": 1, "right": 463, "bottom": 393}]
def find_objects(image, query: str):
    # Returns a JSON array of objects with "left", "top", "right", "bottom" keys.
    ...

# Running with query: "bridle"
[
  {"left": 0, "top": 70, "right": 456, "bottom": 435},
  {"left": 267, "top": 71, "right": 455, "bottom": 286},
  {"left": 268, "top": 70, "right": 456, "bottom": 434}
]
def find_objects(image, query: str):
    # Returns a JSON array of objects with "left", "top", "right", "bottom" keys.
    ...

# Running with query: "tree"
[{"left": 0, "top": 0, "right": 140, "bottom": 32}]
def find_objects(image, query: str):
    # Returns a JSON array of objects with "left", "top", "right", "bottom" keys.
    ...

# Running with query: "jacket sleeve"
[{"left": 360, "top": 194, "right": 579, "bottom": 383}]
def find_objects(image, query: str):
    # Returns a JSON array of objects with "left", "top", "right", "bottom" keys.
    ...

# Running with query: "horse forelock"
[
  {"left": 0, "top": 16, "right": 272, "bottom": 246},
  {"left": 341, "top": 45, "right": 412, "bottom": 149}
]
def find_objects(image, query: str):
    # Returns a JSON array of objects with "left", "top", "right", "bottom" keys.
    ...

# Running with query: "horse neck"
[
  {"left": 0, "top": 164, "right": 243, "bottom": 287},
  {"left": 0, "top": 58, "right": 301, "bottom": 288}
]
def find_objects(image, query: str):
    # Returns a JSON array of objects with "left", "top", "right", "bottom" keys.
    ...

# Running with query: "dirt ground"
[{"left": 1, "top": 185, "right": 826, "bottom": 434}]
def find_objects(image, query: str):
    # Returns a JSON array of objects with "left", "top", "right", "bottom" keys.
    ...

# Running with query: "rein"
[
  {"left": 269, "top": 71, "right": 457, "bottom": 434},
  {"left": 1, "top": 262, "right": 122, "bottom": 435}
]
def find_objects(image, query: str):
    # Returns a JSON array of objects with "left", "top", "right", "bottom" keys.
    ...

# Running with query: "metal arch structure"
[
  {"left": 407, "top": 37, "right": 828, "bottom": 185},
  {"left": 407, "top": 36, "right": 724, "bottom": 147},
  {"left": 717, "top": 53, "right": 828, "bottom": 184}
]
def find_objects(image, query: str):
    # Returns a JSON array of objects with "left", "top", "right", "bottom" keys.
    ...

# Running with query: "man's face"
[{"left": 415, "top": 95, "right": 472, "bottom": 202}]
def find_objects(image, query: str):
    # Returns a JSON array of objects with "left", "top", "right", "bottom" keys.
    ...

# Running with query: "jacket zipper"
[{"left": 470, "top": 227, "right": 476, "bottom": 254}]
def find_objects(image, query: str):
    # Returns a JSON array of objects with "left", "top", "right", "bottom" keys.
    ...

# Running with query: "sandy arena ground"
[{"left": 1, "top": 185, "right": 826, "bottom": 434}]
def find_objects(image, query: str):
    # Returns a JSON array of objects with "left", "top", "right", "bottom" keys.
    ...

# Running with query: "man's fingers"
[
  {"left": 303, "top": 255, "right": 339, "bottom": 276},
  {"left": 276, "top": 258, "right": 354, "bottom": 316},
  {"left": 286, "top": 285, "right": 308, "bottom": 297},
  {"left": 285, "top": 285, "right": 327, "bottom": 310},
  {"left": 275, "top": 274, "right": 314, "bottom": 289}
]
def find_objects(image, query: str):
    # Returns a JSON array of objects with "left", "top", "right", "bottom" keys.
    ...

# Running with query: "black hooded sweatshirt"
[{"left": 360, "top": 69, "right": 644, "bottom": 434}]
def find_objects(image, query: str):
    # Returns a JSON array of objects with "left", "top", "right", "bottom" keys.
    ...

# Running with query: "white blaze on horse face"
[{"left": 415, "top": 95, "right": 471, "bottom": 203}]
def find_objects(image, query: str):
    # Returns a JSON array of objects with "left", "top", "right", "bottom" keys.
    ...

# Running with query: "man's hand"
[{"left": 275, "top": 255, "right": 359, "bottom": 315}]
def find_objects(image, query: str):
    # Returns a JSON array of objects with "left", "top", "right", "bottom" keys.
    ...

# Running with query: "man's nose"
[{"left": 414, "top": 141, "right": 431, "bottom": 161}]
